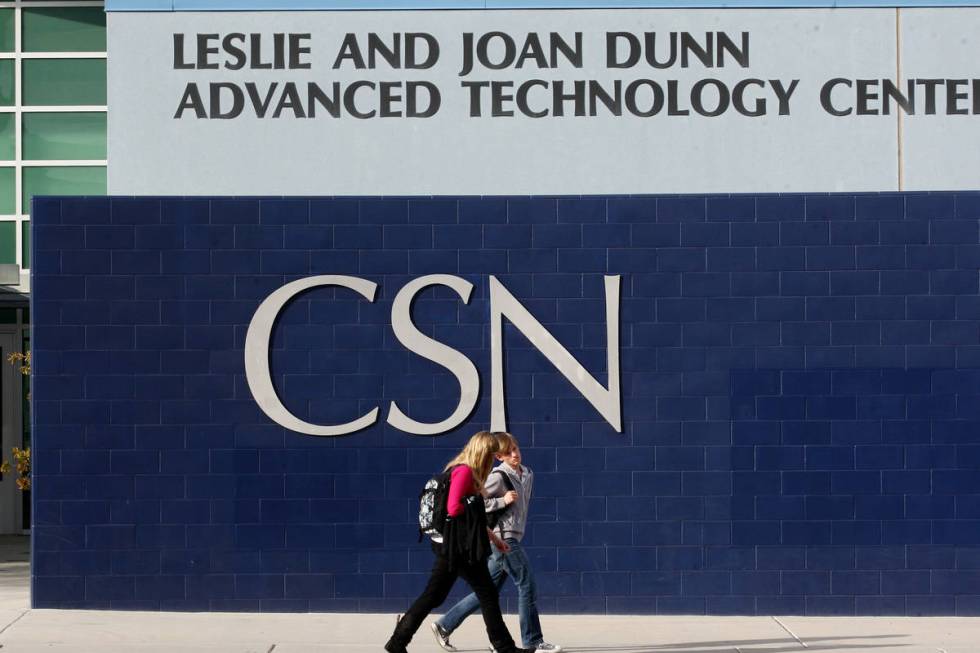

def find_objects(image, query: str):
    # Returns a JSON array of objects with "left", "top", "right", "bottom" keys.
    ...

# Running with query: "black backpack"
[
  {"left": 486, "top": 468, "right": 516, "bottom": 530},
  {"left": 418, "top": 466, "right": 455, "bottom": 542}
]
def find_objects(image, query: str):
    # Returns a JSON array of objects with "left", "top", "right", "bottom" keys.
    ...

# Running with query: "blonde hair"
[
  {"left": 445, "top": 431, "right": 500, "bottom": 489},
  {"left": 492, "top": 431, "right": 518, "bottom": 454}
]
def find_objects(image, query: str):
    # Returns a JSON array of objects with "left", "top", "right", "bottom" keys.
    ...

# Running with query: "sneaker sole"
[{"left": 430, "top": 622, "right": 457, "bottom": 652}]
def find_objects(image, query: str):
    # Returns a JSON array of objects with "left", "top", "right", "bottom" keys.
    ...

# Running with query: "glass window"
[
  {"left": 0, "top": 9, "right": 13, "bottom": 53},
  {"left": 0, "top": 113, "right": 13, "bottom": 160},
  {"left": 23, "top": 166, "right": 106, "bottom": 215},
  {"left": 0, "top": 167, "right": 13, "bottom": 214},
  {"left": 0, "top": 2, "right": 107, "bottom": 274},
  {"left": 23, "top": 59, "right": 106, "bottom": 106},
  {"left": 0, "top": 60, "right": 13, "bottom": 106},
  {"left": 0, "top": 220, "right": 15, "bottom": 264},
  {"left": 21, "top": 220, "right": 28, "bottom": 269},
  {"left": 23, "top": 112, "right": 106, "bottom": 160},
  {"left": 23, "top": 7, "right": 106, "bottom": 53}
]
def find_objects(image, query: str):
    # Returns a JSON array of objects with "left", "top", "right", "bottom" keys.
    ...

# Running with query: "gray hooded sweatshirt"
[{"left": 483, "top": 462, "right": 533, "bottom": 542}]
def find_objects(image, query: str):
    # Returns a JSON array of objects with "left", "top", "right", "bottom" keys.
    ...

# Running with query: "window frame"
[{"left": 0, "top": 0, "right": 107, "bottom": 271}]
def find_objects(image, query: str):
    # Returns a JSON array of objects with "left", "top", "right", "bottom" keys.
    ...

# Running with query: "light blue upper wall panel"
[
  {"left": 106, "top": 0, "right": 980, "bottom": 10},
  {"left": 109, "top": 0, "right": 171, "bottom": 9},
  {"left": 172, "top": 0, "right": 483, "bottom": 8}
]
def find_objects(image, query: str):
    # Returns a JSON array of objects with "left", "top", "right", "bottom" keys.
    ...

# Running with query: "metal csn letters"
[{"left": 244, "top": 274, "right": 622, "bottom": 436}]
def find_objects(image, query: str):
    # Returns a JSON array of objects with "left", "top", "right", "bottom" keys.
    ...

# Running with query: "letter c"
[
  {"left": 820, "top": 78, "right": 853, "bottom": 117},
  {"left": 244, "top": 275, "right": 378, "bottom": 436}
]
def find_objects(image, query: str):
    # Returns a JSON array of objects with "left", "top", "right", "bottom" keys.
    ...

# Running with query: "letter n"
[{"left": 489, "top": 275, "right": 622, "bottom": 432}]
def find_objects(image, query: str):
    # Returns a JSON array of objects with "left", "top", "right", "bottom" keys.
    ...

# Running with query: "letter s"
[
  {"left": 387, "top": 275, "right": 479, "bottom": 435},
  {"left": 244, "top": 275, "right": 378, "bottom": 436}
]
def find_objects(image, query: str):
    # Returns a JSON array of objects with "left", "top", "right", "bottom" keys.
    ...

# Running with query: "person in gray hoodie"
[{"left": 430, "top": 432, "right": 562, "bottom": 653}]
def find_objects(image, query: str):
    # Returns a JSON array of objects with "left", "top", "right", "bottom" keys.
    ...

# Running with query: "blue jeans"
[{"left": 437, "top": 538, "right": 543, "bottom": 648}]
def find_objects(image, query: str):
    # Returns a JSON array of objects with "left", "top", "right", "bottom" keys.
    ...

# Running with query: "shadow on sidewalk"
[
  {"left": 0, "top": 536, "right": 28, "bottom": 565},
  {"left": 539, "top": 633, "right": 908, "bottom": 653}
]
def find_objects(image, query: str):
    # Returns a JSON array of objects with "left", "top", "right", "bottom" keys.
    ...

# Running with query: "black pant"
[{"left": 388, "top": 542, "right": 517, "bottom": 652}]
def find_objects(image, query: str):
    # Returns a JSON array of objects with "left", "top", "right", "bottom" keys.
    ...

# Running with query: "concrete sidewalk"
[
  {"left": 1, "top": 537, "right": 978, "bottom": 652},
  {"left": 5, "top": 610, "right": 980, "bottom": 653}
]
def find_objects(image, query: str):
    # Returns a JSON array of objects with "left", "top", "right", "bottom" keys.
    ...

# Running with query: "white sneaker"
[
  {"left": 534, "top": 642, "right": 562, "bottom": 652},
  {"left": 430, "top": 622, "right": 458, "bottom": 652}
]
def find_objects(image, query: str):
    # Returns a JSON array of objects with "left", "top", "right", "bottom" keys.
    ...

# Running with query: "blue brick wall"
[{"left": 31, "top": 193, "right": 980, "bottom": 615}]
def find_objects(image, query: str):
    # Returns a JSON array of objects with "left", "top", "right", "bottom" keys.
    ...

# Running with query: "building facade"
[
  {"left": 0, "top": 0, "right": 106, "bottom": 535},
  {"left": 27, "top": 0, "right": 980, "bottom": 616}
]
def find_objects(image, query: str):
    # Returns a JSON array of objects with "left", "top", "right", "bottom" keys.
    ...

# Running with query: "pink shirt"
[{"left": 446, "top": 465, "right": 476, "bottom": 517}]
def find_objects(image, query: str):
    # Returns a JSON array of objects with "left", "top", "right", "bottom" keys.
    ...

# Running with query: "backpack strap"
[
  {"left": 485, "top": 469, "right": 516, "bottom": 533},
  {"left": 490, "top": 468, "right": 515, "bottom": 494}
]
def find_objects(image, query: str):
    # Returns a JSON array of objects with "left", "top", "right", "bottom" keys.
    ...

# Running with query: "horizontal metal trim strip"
[{"left": 105, "top": 0, "right": 980, "bottom": 12}]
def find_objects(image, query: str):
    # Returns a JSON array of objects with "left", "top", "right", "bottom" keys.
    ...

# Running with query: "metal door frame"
[{"left": 0, "top": 324, "right": 26, "bottom": 535}]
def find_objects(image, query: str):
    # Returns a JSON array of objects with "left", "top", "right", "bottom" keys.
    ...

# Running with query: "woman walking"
[{"left": 385, "top": 431, "right": 535, "bottom": 653}]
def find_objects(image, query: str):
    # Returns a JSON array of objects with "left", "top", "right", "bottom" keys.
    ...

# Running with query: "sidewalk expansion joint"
[
  {"left": 771, "top": 616, "right": 808, "bottom": 649},
  {"left": 0, "top": 609, "right": 28, "bottom": 638}
]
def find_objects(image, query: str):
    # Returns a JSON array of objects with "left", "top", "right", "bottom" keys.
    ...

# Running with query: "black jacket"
[{"left": 442, "top": 494, "right": 491, "bottom": 569}]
